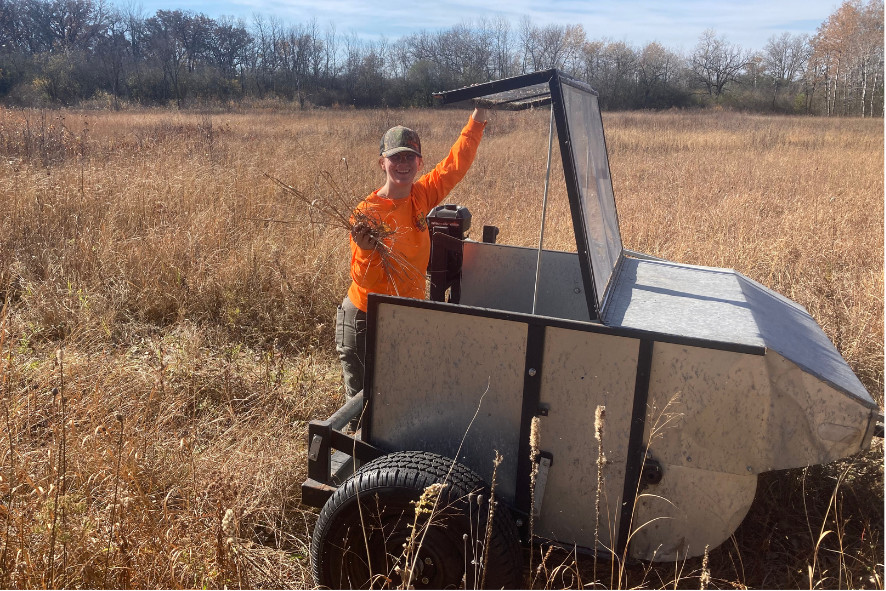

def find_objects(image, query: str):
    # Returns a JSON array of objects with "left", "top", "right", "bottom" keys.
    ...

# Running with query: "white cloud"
[{"left": 133, "top": 0, "right": 838, "bottom": 49}]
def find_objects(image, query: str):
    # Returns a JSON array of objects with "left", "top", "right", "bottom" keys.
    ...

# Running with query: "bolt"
[
  {"left": 422, "top": 577, "right": 429, "bottom": 584},
  {"left": 528, "top": 368, "right": 537, "bottom": 377},
  {"left": 424, "top": 557, "right": 432, "bottom": 565}
]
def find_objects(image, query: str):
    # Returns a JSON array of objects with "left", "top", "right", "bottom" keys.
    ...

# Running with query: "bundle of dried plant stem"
[{"left": 264, "top": 172, "right": 424, "bottom": 295}]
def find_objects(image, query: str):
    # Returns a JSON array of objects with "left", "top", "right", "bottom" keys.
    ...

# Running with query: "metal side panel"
[
  {"left": 643, "top": 342, "right": 876, "bottom": 475},
  {"left": 368, "top": 302, "right": 527, "bottom": 504},
  {"left": 533, "top": 327, "right": 639, "bottom": 552},
  {"left": 460, "top": 241, "right": 590, "bottom": 322},
  {"left": 764, "top": 351, "right": 877, "bottom": 466},
  {"left": 629, "top": 465, "right": 757, "bottom": 561}
]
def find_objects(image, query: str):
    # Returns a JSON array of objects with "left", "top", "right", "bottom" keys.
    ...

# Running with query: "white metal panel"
[
  {"left": 643, "top": 342, "right": 876, "bottom": 475},
  {"left": 533, "top": 327, "right": 639, "bottom": 551},
  {"left": 369, "top": 303, "right": 527, "bottom": 503},
  {"left": 629, "top": 465, "right": 757, "bottom": 561}
]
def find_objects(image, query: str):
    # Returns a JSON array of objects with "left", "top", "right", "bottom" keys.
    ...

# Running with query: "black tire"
[{"left": 311, "top": 451, "right": 523, "bottom": 589}]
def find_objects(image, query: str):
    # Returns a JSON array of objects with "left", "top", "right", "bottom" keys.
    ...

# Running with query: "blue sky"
[{"left": 126, "top": 0, "right": 839, "bottom": 51}]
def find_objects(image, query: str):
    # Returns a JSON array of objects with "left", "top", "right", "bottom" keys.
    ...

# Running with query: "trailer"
[{"left": 301, "top": 69, "right": 883, "bottom": 589}]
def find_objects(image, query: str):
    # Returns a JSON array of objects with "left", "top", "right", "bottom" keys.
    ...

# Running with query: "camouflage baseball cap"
[{"left": 380, "top": 125, "right": 422, "bottom": 158}]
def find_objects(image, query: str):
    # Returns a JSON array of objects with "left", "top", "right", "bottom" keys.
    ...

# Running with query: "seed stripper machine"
[{"left": 302, "top": 69, "right": 883, "bottom": 589}]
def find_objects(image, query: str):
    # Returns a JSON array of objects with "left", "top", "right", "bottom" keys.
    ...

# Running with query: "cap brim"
[{"left": 382, "top": 147, "right": 422, "bottom": 158}]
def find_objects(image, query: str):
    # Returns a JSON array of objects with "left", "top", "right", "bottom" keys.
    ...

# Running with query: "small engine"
[{"left": 426, "top": 204, "right": 472, "bottom": 303}]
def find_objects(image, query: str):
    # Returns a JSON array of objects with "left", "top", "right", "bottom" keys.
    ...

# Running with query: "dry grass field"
[{"left": 0, "top": 104, "right": 882, "bottom": 589}]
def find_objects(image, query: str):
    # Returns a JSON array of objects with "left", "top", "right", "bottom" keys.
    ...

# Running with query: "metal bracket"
[
  {"left": 308, "top": 434, "right": 323, "bottom": 462},
  {"left": 532, "top": 451, "right": 554, "bottom": 516}
]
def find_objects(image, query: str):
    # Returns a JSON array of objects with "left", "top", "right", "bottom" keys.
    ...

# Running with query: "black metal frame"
[
  {"left": 358, "top": 294, "right": 765, "bottom": 553},
  {"left": 435, "top": 69, "right": 619, "bottom": 322},
  {"left": 548, "top": 73, "right": 601, "bottom": 320},
  {"left": 513, "top": 322, "right": 546, "bottom": 537},
  {"left": 617, "top": 339, "right": 654, "bottom": 556},
  {"left": 432, "top": 69, "right": 562, "bottom": 110},
  {"left": 301, "top": 393, "right": 384, "bottom": 507}
]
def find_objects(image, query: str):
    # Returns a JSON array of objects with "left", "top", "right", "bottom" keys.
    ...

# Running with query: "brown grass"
[{"left": 0, "top": 104, "right": 882, "bottom": 588}]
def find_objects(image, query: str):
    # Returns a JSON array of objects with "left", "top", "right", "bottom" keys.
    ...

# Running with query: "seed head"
[
  {"left": 221, "top": 508, "right": 235, "bottom": 536},
  {"left": 530, "top": 416, "right": 540, "bottom": 455},
  {"left": 416, "top": 483, "right": 444, "bottom": 514},
  {"left": 594, "top": 405, "right": 606, "bottom": 441}
]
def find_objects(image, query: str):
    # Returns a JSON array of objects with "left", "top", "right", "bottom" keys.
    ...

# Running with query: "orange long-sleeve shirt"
[{"left": 347, "top": 116, "right": 486, "bottom": 312}]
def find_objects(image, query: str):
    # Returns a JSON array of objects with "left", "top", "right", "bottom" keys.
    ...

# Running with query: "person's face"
[{"left": 380, "top": 152, "right": 421, "bottom": 188}]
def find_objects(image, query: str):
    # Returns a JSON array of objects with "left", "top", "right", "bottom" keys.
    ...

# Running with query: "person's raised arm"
[{"left": 415, "top": 108, "right": 488, "bottom": 209}]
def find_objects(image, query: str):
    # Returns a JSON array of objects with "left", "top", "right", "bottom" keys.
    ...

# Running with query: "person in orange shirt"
[{"left": 335, "top": 107, "right": 489, "bottom": 400}]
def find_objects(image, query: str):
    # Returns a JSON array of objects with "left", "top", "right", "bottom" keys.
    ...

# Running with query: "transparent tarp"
[{"left": 561, "top": 83, "right": 623, "bottom": 309}]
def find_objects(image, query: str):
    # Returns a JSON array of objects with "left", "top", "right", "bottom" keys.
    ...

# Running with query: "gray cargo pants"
[{"left": 335, "top": 296, "right": 367, "bottom": 399}]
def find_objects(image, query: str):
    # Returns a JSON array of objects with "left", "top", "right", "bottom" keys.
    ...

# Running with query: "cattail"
[
  {"left": 593, "top": 405, "right": 606, "bottom": 586},
  {"left": 595, "top": 405, "right": 605, "bottom": 442},
  {"left": 530, "top": 416, "right": 540, "bottom": 457},
  {"left": 528, "top": 416, "right": 541, "bottom": 575}
]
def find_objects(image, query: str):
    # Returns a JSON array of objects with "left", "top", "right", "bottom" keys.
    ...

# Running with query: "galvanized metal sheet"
[
  {"left": 533, "top": 327, "right": 639, "bottom": 551},
  {"left": 368, "top": 303, "right": 527, "bottom": 504},
  {"left": 604, "top": 256, "right": 874, "bottom": 407},
  {"left": 643, "top": 342, "right": 876, "bottom": 475},
  {"left": 629, "top": 464, "right": 757, "bottom": 561},
  {"left": 460, "top": 241, "right": 590, "bottom": 321}
]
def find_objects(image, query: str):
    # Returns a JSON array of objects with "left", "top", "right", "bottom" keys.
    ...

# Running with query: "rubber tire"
[{"left": 311, "top": 451, "right": 523, "bottom": 589}]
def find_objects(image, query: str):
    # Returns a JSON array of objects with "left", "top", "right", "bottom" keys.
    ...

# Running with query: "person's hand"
[
  {"left": 351, "top": 223, "right": 377, "bottom": 250},
  {"left": 472, "top": 107, "right": 489, "bottom": 123}
]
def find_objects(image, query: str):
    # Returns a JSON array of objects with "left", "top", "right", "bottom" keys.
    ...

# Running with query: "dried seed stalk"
[{"left": 264, "top": 172, "right": 424, "bottom": 292}]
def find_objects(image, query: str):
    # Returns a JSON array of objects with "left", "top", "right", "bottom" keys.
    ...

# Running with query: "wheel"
[{"left": 311, "top": 451, "right": 523, "bottom": 589}]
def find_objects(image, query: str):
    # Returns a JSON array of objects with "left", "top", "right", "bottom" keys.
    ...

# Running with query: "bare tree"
[
  {"left": 636, "top": 41, "right": 681, "bottom": 107},
  {"left": 810, "top": 0, "right": 884, "bottom": 116},
  {"left": 323, "top": 21, "right": 337, "bottom": 81},
  {"left": 208, "top": 15, "right": 249, "bottom": 81},
  {"left": 519, "top": 18, "right": 586, "bottom": 73},
  {"left": 690, "top": 29, "right": 749, "bottom": 98},
  {"left": 763, "top": 32, "right": 811, "bottom": 109},
  {"left": 486, "top": 15, "right": 515, "bottom": 79}
]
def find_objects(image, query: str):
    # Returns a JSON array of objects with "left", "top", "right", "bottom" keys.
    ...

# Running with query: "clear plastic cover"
[{"left": 562, "top": 83, "right": 622, "bottom": 308}]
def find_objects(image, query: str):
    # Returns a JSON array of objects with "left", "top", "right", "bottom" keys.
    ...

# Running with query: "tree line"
[{"left": 0, "top": 0, "right": 882, "bottom": 115}]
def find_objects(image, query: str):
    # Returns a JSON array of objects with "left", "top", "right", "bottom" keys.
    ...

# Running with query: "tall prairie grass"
[{"left": 0, "top": 104, "right": 881, "bottom": 588}]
